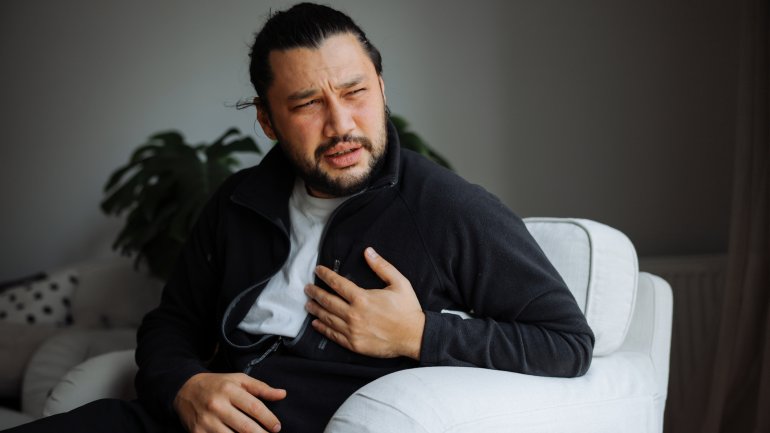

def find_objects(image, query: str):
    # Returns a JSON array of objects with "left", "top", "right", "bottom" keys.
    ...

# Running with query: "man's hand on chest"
[{"left": 304, "top": 247, "right": 426, "bottom": 360}]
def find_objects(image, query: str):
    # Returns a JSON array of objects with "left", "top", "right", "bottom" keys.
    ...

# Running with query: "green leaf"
[
  {"left": 103, "top": 156, "right": 149, "bottom": 192},
  {"left": 211, "top": 127, "right": 240, "bottom": 146},
  {"left": 128, "top": 144, "right": 161, "bottom": 164},
  {"left": 136, "top": 181, "right": 175, "bottom": 221},
  {"left": 224, "top": 136, "right": 261, "bottom": 154},
  {"left": 150, "top": 131, "right": 185, "bottom": 146},
  {"left": 101, "top": 170, "right": 152, "bottom": 215}
]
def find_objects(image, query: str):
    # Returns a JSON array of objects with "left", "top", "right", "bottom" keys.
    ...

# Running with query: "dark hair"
[{"left": 246, "top": 3, "right": 382, "bottom": 110}]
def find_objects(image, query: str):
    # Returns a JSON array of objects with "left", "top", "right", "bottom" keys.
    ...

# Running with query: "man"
[{"left": 6, "top": 3, "right": 593, "bottom": 433}]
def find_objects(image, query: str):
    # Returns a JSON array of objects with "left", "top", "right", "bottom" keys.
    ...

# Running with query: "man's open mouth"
[
  {"left": 323, "top": 145, "right": 364, "bottom": 169},
  {"left": 328, "top": 148, "right": 358, "bottom": 157}
]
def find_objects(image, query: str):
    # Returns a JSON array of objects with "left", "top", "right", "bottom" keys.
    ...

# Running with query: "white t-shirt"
[{"left": 237, "top": 179, "right": 347, "bottom": 338}]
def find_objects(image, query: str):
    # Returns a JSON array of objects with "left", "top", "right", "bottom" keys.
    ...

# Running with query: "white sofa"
[
  {"left": 0, "top": 257, "right": 161, "bottom": 430},
  {"left": 0, "top": 257, "right": 161, "bottom": 400},
  {"left": 6, "top": 218, "right": 674, "bottom": 432}
]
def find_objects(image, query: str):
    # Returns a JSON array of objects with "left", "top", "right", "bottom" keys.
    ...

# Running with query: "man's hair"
[{"left": 248, "top": 3, "right": 383, "bottom": 109}]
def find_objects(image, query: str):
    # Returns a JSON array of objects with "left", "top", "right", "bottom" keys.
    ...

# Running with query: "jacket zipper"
[
  {"left": 220, "top": 273, "right": 276, "bottom": 349},
  {"left": 285, "top": 199, "right": 350, "bottom": 349},
  {"left": 242, "top": 336, "right": 283, "bottom": 374},
  {"left": 315, "top": 259, "right": 341, "bottom": 351},
  {"left": 221, "top": 196, "right": 290, "bottom": 351}
]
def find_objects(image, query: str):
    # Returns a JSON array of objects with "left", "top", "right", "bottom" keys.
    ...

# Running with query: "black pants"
[{"left": 2, "top": 399, "right": 180, "bottom": 433}]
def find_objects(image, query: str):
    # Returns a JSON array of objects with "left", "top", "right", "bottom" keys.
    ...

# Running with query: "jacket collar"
[{"left": 230, "top": 119, "right": 401, "bottom": 224}]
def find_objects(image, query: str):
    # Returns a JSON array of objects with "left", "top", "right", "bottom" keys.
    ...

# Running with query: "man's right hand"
[{"left": 174, "top": 372, "right": 286, "bottom": 433}]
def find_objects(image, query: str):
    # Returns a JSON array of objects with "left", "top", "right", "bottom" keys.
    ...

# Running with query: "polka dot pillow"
[{"left": 0, "top": 269, "right": 78, "bottom": 326}]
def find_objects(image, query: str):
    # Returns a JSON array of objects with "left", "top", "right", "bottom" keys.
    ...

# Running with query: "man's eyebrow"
[
  {"left": 286, "top": 75, "right": 366, "bottom": 101},
  {"left": 288, "top": 88, "right": 318, "bottom": 101},
  {"left": 335, "top": 75, "right": 365, "bottom": 90}
]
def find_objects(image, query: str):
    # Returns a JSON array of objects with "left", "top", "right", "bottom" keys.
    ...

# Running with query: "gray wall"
[{"left": 0, "top": 0, "right": 739, "bottom": 280}]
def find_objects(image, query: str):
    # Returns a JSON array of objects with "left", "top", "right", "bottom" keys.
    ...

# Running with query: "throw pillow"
[{"left": 0, "top": 269, "right": 79, "bottom": 326}]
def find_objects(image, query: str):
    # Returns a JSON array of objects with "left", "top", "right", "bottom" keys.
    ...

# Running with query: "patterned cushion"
[{"left": 0, "top": 269, "right": 78, "bottom": 326}]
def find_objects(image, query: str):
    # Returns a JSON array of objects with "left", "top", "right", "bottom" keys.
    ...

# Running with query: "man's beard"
[{"left": 277, "top": 114, "right": 388, "bottom": 197}]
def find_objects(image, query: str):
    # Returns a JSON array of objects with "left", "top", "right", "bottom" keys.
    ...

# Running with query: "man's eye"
[
  {"left": 294, "top": 99, "right": 320, "bottom": 110},
  {"left": 348, "top": 88, "right": 366, "bottom": 96}
]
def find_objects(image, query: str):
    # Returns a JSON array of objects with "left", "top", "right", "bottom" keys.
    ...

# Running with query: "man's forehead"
[{"left": 267, "top": 33, "right": 377, "bottom": 95}]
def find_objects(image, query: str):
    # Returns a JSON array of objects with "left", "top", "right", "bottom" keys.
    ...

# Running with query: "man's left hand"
[{"left": 304, "top": 247, "right": 425, "bottom": 360}]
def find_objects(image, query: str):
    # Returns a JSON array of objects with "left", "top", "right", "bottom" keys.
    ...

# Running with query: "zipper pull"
[
  {"left": 243, "top": 336, "right": 282, "bottom": 375},
  {"left": 319, "top": 259, "right": 339, "bottom": 353}
]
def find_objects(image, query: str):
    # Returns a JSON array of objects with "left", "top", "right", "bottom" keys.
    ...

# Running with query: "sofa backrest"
[
  {"left": 68, "top": 257, "right": 163, "bottom": 328},
  {"left": 523, "top": 218, "right": 638, "bottom": 356}
]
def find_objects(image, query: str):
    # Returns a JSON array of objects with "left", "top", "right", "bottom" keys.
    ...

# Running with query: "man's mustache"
[{"left": 315, "top": 135, "right": 373, "bottom": 160}]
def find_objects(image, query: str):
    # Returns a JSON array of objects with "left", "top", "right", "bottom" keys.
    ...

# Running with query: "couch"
[
  {"left": 0, "top": 257, "right": 162, "bottom": 429},
  {"left": 2, "top": 218, "right": 673, "bottom": 432}
]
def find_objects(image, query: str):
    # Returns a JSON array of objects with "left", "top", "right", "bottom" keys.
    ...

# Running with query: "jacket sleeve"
[
  {"left": 416, "top": 185, "right": 594, "bottom": 377},
  {"left": 134, "top": 185, "right": 226, "bottom": 421}
]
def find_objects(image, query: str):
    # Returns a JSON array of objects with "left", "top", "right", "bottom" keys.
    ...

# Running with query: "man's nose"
[{"left": 323, "top": 98, "right": 355, "bottom": 138}]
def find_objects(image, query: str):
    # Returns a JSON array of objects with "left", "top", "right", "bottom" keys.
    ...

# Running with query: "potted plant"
[{"left": 101, "top": 128, "right": 261, "bottom": 280}]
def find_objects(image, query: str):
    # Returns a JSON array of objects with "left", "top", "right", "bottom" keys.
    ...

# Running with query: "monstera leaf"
[{"left": 101, "top": 128, "right": 261, "bottom": 280}]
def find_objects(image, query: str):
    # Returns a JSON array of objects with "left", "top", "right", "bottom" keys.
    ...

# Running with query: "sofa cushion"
[
  {"left": 523, "top": 218, "right": 638, "bottom": 356},
  {"left": 0, "top": 269, "right": 78, "bottom": 326}
]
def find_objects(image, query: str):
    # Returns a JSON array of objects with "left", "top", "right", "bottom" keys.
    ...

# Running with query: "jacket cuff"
[
  {"left": 419, "top": 310, "right": 446, "bottom": 366},
  {"left": 138, "top": 361, "right": 210, "bottom": 422}
]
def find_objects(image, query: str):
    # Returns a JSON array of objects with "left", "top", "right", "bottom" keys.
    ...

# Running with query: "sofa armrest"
[
  {"left": 618, "top": 271, "right": 673, "bottom": 432},
  {"left": 0, "top": 322, "right": 58, "bottom": 399},
  {"left": 21, "top": 328, "right": 136, "bottom": 418},
  {"left": 620, "top": 272, "right": 673, "bottom": 390},
  {"left": 326, "top": 354, "right": 658, "bottom": 433},
  {"left": 43, "top": 350, "right": 137, "bottom": 417}
]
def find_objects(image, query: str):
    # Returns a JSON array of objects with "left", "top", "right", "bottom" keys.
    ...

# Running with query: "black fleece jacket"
[{"left": 135, "top": 121, "right": 594, "bottom": 422}]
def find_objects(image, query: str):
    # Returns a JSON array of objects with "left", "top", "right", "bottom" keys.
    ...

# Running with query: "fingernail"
[
  {"left": 365, "top": 247, "right": 378, "bottom": 258},
  {"left": 273, "top": 423, "right": 282, "bottom": 432}
]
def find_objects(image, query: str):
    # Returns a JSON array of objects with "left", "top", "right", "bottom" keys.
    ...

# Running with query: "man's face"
[{"left": 257, "top": 32, "right": 388, "bottom": 198}]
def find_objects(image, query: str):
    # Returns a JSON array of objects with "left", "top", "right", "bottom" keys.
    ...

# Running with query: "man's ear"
[
  {"left": 256, "top": 98, "right": 277, "bottom": 140},
  {"left": 379, "top": 76, "right": 386, "bottom": 105}
]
